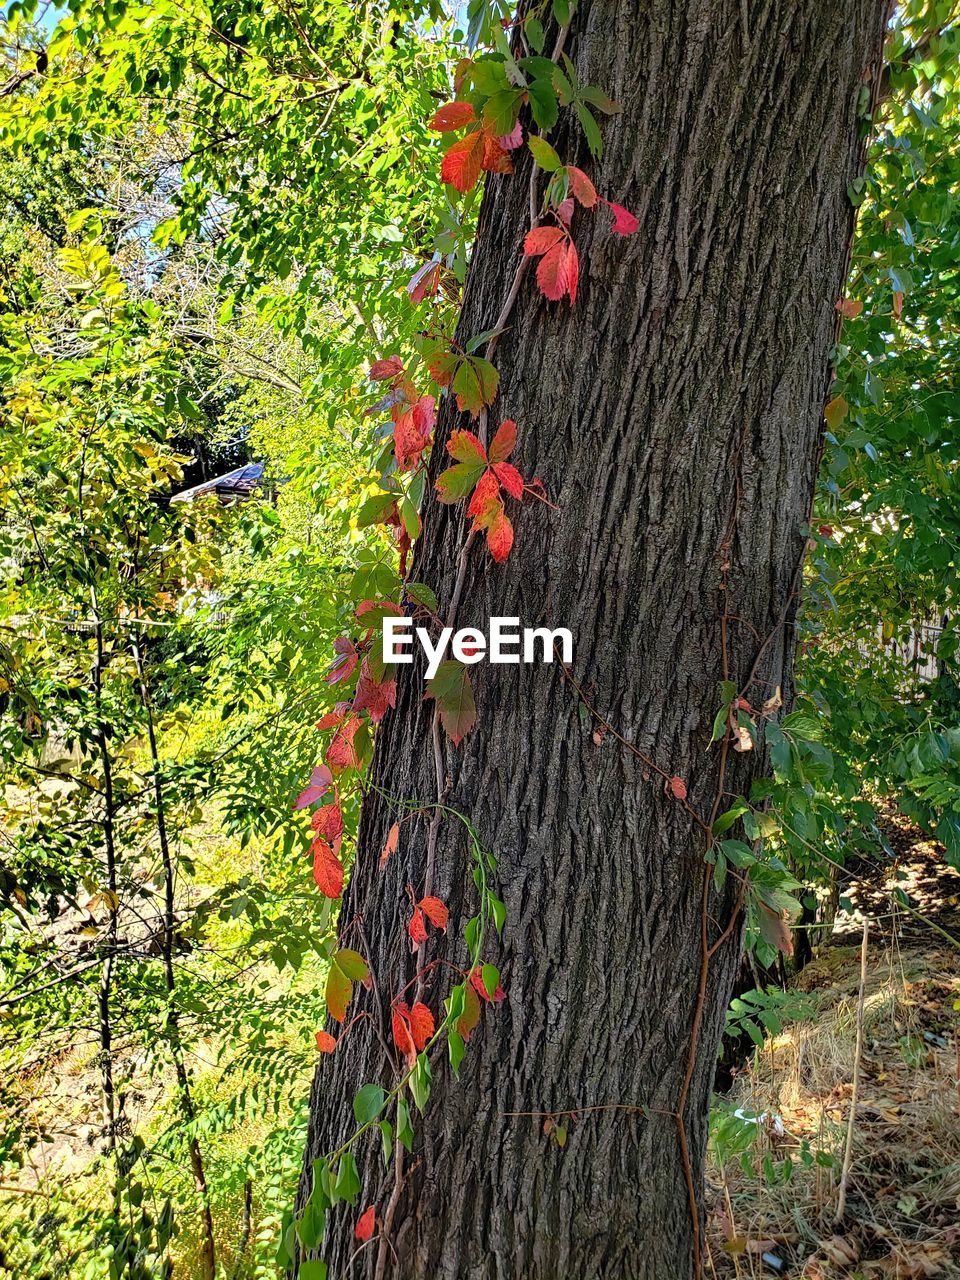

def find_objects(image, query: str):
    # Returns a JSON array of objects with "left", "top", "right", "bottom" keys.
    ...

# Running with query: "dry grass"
[{"left": 707, "top": 935, "right": 960, "bottom": 1279}]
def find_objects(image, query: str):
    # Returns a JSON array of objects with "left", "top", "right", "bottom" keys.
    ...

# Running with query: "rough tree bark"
[{"left": 298, "top": 2, "right": 888, "bottom": 1276}]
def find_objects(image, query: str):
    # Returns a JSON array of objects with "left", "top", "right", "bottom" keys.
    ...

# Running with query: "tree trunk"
[{"left": 298, "top": 2, "right": 887, "bottom": 1277}]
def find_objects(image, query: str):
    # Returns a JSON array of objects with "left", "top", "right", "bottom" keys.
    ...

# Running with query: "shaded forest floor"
[{"left": 707, "top": 817, "right": 960, "bottom": 1279}]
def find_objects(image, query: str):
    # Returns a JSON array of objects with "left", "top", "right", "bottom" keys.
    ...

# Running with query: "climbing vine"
[{"left": 285, "top": 3, "right": 650, "bottom": 1269}]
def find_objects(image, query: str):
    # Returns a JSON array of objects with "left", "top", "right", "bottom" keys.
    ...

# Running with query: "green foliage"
[{"left": 0, "top": 0, "right": 959, "bottom": 1271}]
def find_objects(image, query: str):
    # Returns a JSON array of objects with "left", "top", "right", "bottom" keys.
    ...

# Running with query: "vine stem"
[{"left": 375, "top": 23, "right": 573, "bottom": 1277}]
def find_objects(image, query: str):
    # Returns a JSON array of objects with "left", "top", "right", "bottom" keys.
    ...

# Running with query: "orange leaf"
[
  {"left": 313, "top": 837, "right": 344, "bottom": 899},
  {"left": 488, "top": 418, "right": 516, "bottom": 463},
  {"left": 669, "top": 776, "right": 688, "bottom": 800},
  {"left": 441, "top": 130, "right": 485, "bottom": 193},
  {"left": 392, "top": 1003, "right": 417, "bottom": 1066},
  {"left": 408, "top": 1001, "right": 435, "bottom": 1049},
  {"left": 380, "top": 821, "right": 400, "bottom": 869},
  {"left": 408, "top": 906, "right": 428, "bottom": 949},
  {"left": 835, "top": 297, "right": 863, "bottom": 320},
  {"left": 482, "top": 132, "right": 513, "bottom": 174},
  {"left": 419, "top": 896, "right": 448, "bottom": 931},
  {"left": 487, "top": 508, "right": 514, "bottom": 562},
  {"left": 524, "top": 225, "right": 564, "bottom": 256},
  {"left": 457, "top": 982, "right": 482, "bottom": 1040},
  {"left": 311, "top": 801, "right": 343, "bottom": 841},
  {"left": 566, "top": 165, "right": 597, "bottom": 207},
  {"left": 467, "top": 469, "right": 501, "bottom": 520},
  {"left": 470, "top": 965, "right": 505, "bottom": 1003},
  {"left": 315, "top": 1030, "right": 337, "bottom": 1053},
  {"left": 430, "top": 101, "right": 476, "bottom": 132},
  {"left": 355, "top": 1205, "right": 376, "bottom": 1242},
  {"left": 315, "top": 705, "right": 349, "bottom": 732}
]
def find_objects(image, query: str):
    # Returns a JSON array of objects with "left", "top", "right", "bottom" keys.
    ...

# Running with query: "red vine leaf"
[
  {"left": 392, "top": 410, "right": 427, "bottom": 473},
  {"left": 669, "top": 776, "right": 688, "bottom": 801},
  {"left": 470, "top": 965, "right": 506, "bottom": 1003},
  {"left": 396, "top": 394, "right": 435, "bottom": 471},
  {"left": 466, "top": 469, "right": 500, "bottom": 520},
  {"left": 457, "top": 982, "right": 482, "bottom": 1040},
  {"left": 311, "top": 800, "right": 344, "bottom": 841},
  {"left": 313, "top": 837, "right": 344, "bottom": 899},
  {"left": 326, "top": 636, "right": 358, "bottom": 685},
  {"left": 498, "top": 120, "right": 523, "bottom": 150},
  {"left": 369, "top": 356, "right": 404, "bottom": 381},
  {"left": 486, "top": 508, "right": 514, "bottom": 563},
  {"left": 425, "top": 659, "right": 477, "bottom": 744},
  {"left": 488, "top": 418, "right": 516, "bottom": 463},
  {"left": 315, "top": 1030, "right": 337, "bottom": 1053},
  {"left": 315, "top": 703, "right": 349, "bottom": 732},
  {"left": 392, "top": 1001, "right": 433, "bottom": 1065},
  {"left": 408, "top": 905, "right": 428, "bottom": 949},
  {"left": 380, "top": 821, "right": 400, "bottom": 868},
  {"left": 430, "top": 100, "right": 476, "bottom": 132},
  {"left": 355, "top": 1205, "right": 376, "bottom": 1242},
  {"left": 352, "top": 660, "right": 397, "bottom": 724},
  {"left": 441, "top": 130, "right": 485, "bottom": 192},
  {"left": 566, "top": 165, "right": 598, "bottom": 207},
  {"left": 535, "top": 240, "right": 578, "bottom": 304},
  {"left": 437, "top": 418, "right": 525, "bottom": 562},
  {"left": 408, "top": 1001, "right": 435, "bottom": 1048},
  {"left": 392, "top": 1004, "right": 417, "bottom": 1066},
  {"left": 419, "top": 896, "right": 449, "bottom": 931},
  {"left": 326, "top": 714, "right": 363, "bottom": 770},
  {"left": 493, "top": 462, "right": 524, "bottom": 500},
  {"left": 482, "top": 132, "right": 514, "bottom": 175},
  {"left": 407, "top": 259, "right": 441, "bottom": 303},
  {"left": 605, "top": 201, "right": 639, "bottom": 236},
  {"left": 524, "top": 225, "right": 565, "bottom": 256},
  {"left": 294, "top": 764, "right": 333, "bottom": 810},
  {"left": 560, "top": 241, "right": 579, "bottom": 304}
]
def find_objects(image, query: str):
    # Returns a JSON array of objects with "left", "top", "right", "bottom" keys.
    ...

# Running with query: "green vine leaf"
[{"left": 425, "top": 660, "right": 478, "bottom": 744}]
